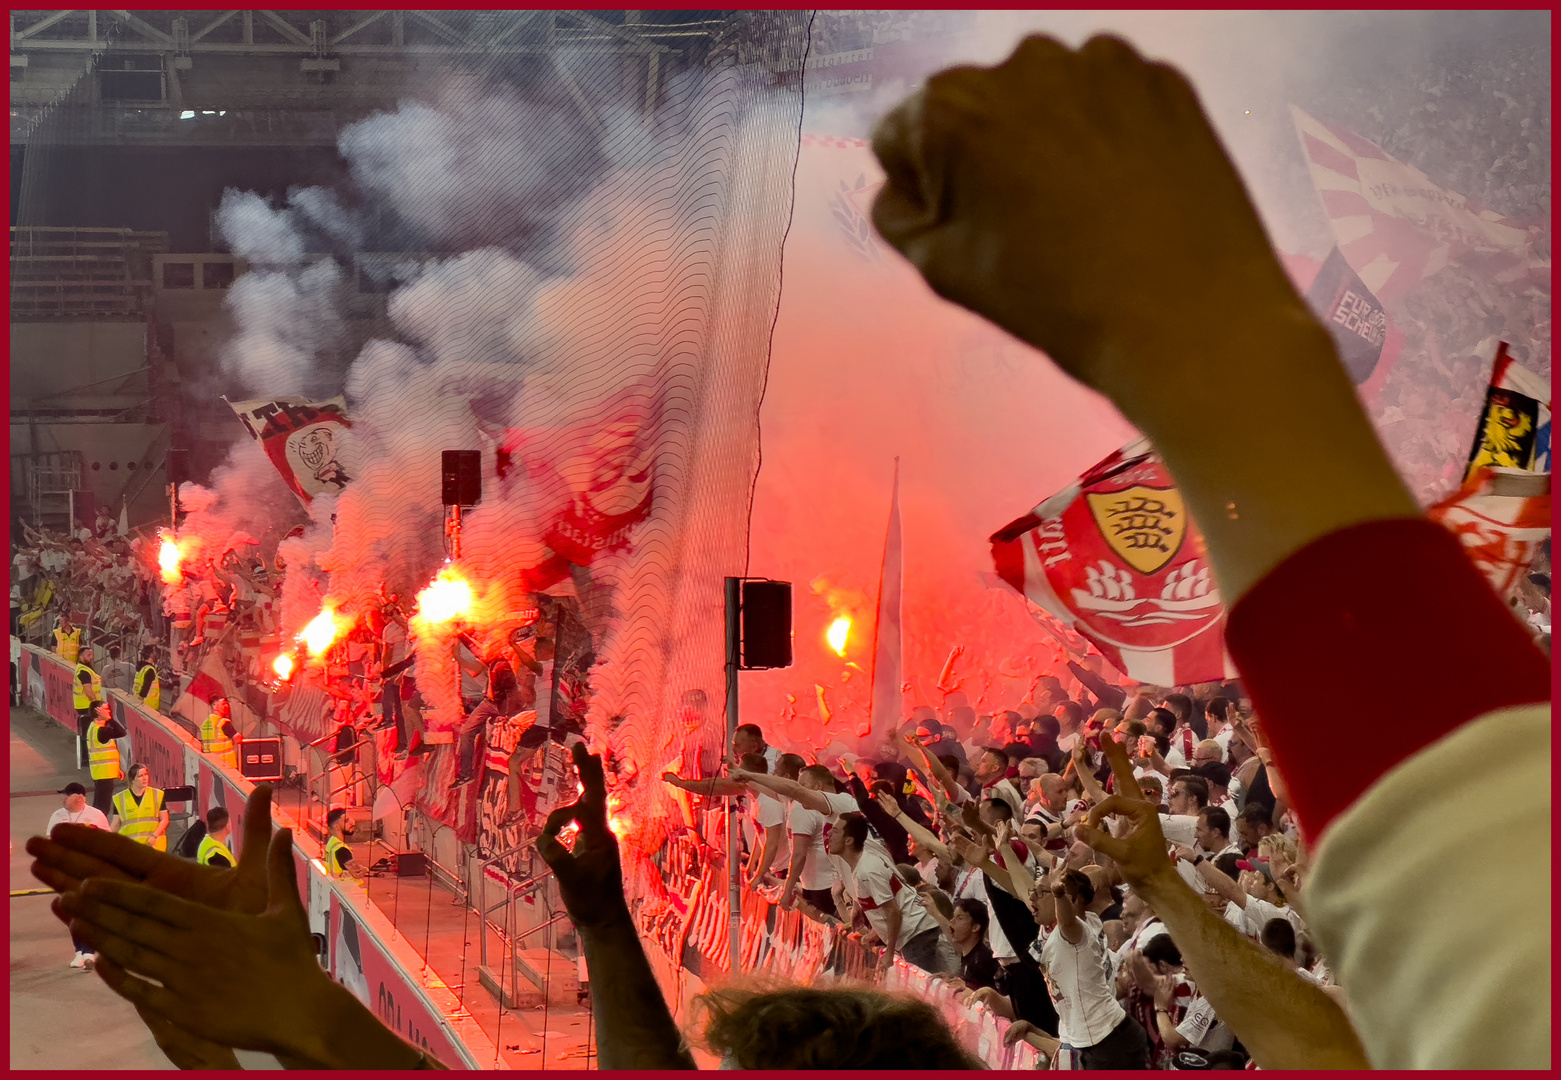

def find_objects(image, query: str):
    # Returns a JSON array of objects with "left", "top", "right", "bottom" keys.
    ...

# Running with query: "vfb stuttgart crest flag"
[{"left": 991, "top": 438, "right": 1236, "bottom": 686}]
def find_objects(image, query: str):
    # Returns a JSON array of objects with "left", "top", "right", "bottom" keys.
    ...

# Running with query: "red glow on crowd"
[
  {"left": 272, "top": 652, "right": 296, "bottom": 680},
  {"left": 157, "top": 536, "right": 183, "bottom": 584}
]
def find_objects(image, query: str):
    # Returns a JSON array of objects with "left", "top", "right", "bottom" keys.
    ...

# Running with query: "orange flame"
[
  {"left": 272, "top": 653, "right": 295, "bottom": 680},
  {"left": 826, "top": 615, "right": 852, "bottom": 657},
  {"left": 300, "top": 609, "right": 343, "bottom": 657},
  {"left": 158, "top": 536, "right": 183, "bottom": 584},
  {"left": 416, "top": 567, "right": 474, "bottom": 625}
]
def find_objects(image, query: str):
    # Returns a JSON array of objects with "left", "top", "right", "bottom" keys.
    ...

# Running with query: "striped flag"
[
  {"left": 991, "top": 439, "right": 1236, "bottom": 686},
  {"left": 866, "top": 460, "right": 904, "bottom": 745},
  {"left": 1290, "top": 106, "right": 1547, "bottom": 303}
]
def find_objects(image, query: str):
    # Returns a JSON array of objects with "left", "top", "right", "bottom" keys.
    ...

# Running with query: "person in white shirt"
[
  {"left": 1194, "top": 806, "right": 1242, "bottom": 859},
  {"left": 1038, "top": 868, "right": 1153, "bottom": 1068},
  {"left": 735, "top": 753, "right": 788, "bottom": 888},
  {"left": 48, "top": 783, "right": 110, "bottom": 969},
  {"left": 828, "top": 812, "right": 945, "bottom": 976}
]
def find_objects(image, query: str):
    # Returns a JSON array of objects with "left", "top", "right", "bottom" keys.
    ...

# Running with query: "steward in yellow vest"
[
  {"left": 134, "top": 646, "right": 161, "bottom": 712},
  {"left": 111, "top": 764, "right": 168, "bottom": 852},
  {"left": 196, "top": 806, "right": 236, "bottom": 867},
  {"left": 324, "top": 808, "right": 365, "bottom": 880},
  {"left": 53, "top": 618, "right": 81, "bottom": 664},
  {"left": 73, "top": 655, "right": 103, "bottom": 712},
  {"left": 84, "top": 701, "right": 126, "bottom": 816},
  {"left": 200, "top": 697, "right": 238, "bottom": 769}
]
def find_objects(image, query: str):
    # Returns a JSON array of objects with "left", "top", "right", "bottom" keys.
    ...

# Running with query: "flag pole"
[{"left": 724, "top": 576, "right": 742, "bottom": 974}]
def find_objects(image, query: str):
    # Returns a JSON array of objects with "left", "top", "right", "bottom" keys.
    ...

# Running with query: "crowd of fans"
[{"left": 669, "top": 677, "right": 1320, "bottom": 1068}]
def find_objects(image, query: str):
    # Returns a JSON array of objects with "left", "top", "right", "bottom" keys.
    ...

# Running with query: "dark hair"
[
  {"left": 954, "top": 896, "right": 990, "bottom": 936},
  {"left": 1147, "top": 707, "right": 1176, "bottom": 736},
  {"left": 1206, "top": 1049, "right": 1248, "bottom": 1070},
  {"left": 1197, "top": 805, "right": 1231, "bottom": 839},
  {"left": 982, "top": 797, "right": 1014, "bottom": 822},
  {"left": 1001, "top": 742, "right": 1031, "bottom": 763},
  {"left": 1142, "top": 933, "right": 1184, "bottom": 968},
  {"left": 127, "top": 762, "right": 149, "bottom": 783},
  {"left": 206, "top": 806, "right": 230, "bottom": 832},
  {"left": 327, "top": 808, "right": 348, "bottom": 829},
  {"left": 1031, "top": 715, "right": 1061, "bottom": 743},
  {"left": 1055, "top": 701, "right": 1084, "bottom": 726},
  {"left": 1162, "top": 693, "right": 1192, "bottom": 724},
  {"left": 1193, "top": 761, "right": 1232, "bottom": 790},
  {"left": 141, "top": 645, "right": 158, "bottom": 661},
  {"left": 1170, "top": 775, "right": 1210, "bottom": 808},
  {"left": 1239, "top": 803, "right": 1274, "bottom": 830},
  {"left": 1260, "top": 917, "right": 1297, "bottom": 959},
  {"left": 1214, "top": 852, "right": 1243, "bottom": 880},
  {"left": 936, "top": 753, "right": 960, "bottom": 774},
  {"left": 735, "top": 723, "right": 763, "bottom": 741},
  {"left": 775, "top": 753, "right": 805, "bottom": 780},
  {"left": 699, "top": 986, "right": 983, "bottom": 1069},
  {"left": 800, "top": 764, "right": 834, "bottom": 787},
  {"left": 1062, "top": 869, "right": 1095, "bottom": 906},
  {"left": 838, "top": 812, "right": 870, "bottom": 851},
  {"left": 108, "top": 645, "right": 121, "bottom": 659},
  {"left": 739, "top": 752, "right": 768, "bottom": 773},
  {"left": 979, "top": 746, "right": 1007, "bottom": 770},
  {"left": 1205, "top": 697, "right": 1231, "bottom": 721}
]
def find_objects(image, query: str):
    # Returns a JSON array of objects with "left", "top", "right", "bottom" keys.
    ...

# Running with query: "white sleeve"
[
  {"left": 1306, "top": 703, "right": 1548, "bottom": 1069},
  {"left": 755, "top": 794, "right": 785, "bottom": 830}
]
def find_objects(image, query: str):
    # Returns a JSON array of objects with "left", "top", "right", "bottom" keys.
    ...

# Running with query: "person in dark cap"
[{"left": 47, "top": 782, "right": 109, "bottom": 968}]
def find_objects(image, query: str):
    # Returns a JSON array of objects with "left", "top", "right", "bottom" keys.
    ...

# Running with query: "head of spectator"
[
  {"left": 1166, "top": 775, "right": 1209, "bottom": 816},
  {"left": 1204, "top": 696, "right": 1233, "bottom": 733},
  {"left": 207, "top": 805, "right": 231, "bottom": 842},
  {"left": 950, "top": 896, "right": 989, "bottom": 951},
  {"left": 1120, "top": 887, "right": 1152, "bottom": 936},
  {"left": 1081, "top": 865, "right": 1113, "bottom": 915},
  {"left": 1146, "top": 707, "right": 1176, "bottom": 738},
  {"left": 1236, "top": 803, "right": 1274, "bottom": 853},
  {"left": 1195, "top": 806, "right": 1233, "bottom": 853},
  {"left": 1161, "top": 692, "right": 1193, "bottom": 727},
  {"left": 738, "top": 752, "right": 767, "bottom": 774},
  {"left": 1256, "top": 833, "right": 1297, "bottom": 868},
  {"left": 775, "top": 753, "right": 804, "bottom": 782},
  {"left": 58, "top": 782, "right": 88, "bottom": 814},
  {"left": 1053, "top": 700, "right": 1085, "bottom": 736},
  {"left": 732, "top": 723, "right": 767, "bottom": 760},
  {"left": 934, "top": 752, "right": 961, "bottom": 781},
  {"left": 1016, "top": 756, "right": 1050, "bottom": 782},
  {"left": 698, "top": 985, "right": 983, "bottom": 1069},
  {"left": 1193, "top": 761, "right": 1233, "bottom": 804},
  {"left": 1054, "top": 868, "right": 1094, "bottom": 916},
  {"left": 978, "top": 796, "right": 1013, "bottom": 829},
  {"left": 1191, "top": 739, "right": 1224, "bottom": 768},
  {"left": 1141, "top": 931, "right": 1184, "bottom": 976},
  {"left": 212, "top": 696, "right": 231, "bottom": 719},
  {"left": 107, "top": 644, "right": 121, "bottom": 663},
  {"left": 58, "top": 614, "right": 74, "bottom": 635},
  {"left": 825, "top": 811, "right": 870, "bottom": 863},
  {"left": 1037, "top": 772, "right": 1071, "bottom": 813},
  {"left": 1260, "top": 917, "right": 1299, "bottom": 966},
  {"left": 972, "top": 746, "right": 1007, "bottom": 785},
  {"left": 1237, "top": 859, "right": 1282, "bottom": 905},
  {"left": 798, "top": 764, "right": 835, "bottom": 792},
  {"left": 140, "top": 644, "right": 158, "bottom": 664},
  {"left": 127, "top": 763, "right": 150, "bottom": 796}
]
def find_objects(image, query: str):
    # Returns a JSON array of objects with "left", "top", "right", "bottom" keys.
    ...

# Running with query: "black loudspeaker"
[
  {"left": 741, "top": 580, "right": 792, "bottom": 669},
  {"left": 238, "top": 737, "right": 283, "bottom": 781},
  {"left": 441, "top": 450, "right": 482, "bottom": 506}
]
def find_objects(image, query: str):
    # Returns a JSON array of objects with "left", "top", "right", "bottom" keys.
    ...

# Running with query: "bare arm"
[
  {"left": 1072, "top": 745, "right": 1109, "bottom": 804},
  {"left": 735, "top": 771, "right": 832, "bottom": 815},
  {"left": 747, "top": 823, "right": 785, "bottom": 886},
  {"left": 661, "top": 772, "right": 748, "bottom": 798}
]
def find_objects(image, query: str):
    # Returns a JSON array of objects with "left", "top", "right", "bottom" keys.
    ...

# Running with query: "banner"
[
  {"left": 867, "top": 460, "right": 904, "bottom": 743},
  {"left": 1291, "top": 106, "right": 1548, "bottom": 303},
  {"left": 1428, "top": 466, "right": 1551, "bottom": 601},
  {"left": 226, "top": 395, "right": 360, "bottom": 504},
  {"left": 991, "top": 439, "right": 1235, "bottom": 686},
  {"left": 1466, "top": 341, "right": 1552, "bottom": 479},
  {"left": 1305, "top": 246, "right": 1391, "bottom": 385}
]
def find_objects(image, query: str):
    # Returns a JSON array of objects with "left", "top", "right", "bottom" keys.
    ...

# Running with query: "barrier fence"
[{"left": 17, "top": 642, "right": 490, "bottom": 1069}]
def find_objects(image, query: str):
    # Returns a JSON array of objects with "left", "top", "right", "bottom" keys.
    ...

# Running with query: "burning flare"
[
  {"left": 300, "top": 609, "right": 343, "bottom": 658},
  {"left": 416, "top": 567, "right": 474, "bottom": 625},
  {"left": 826, "top": 615, "right": 852, "bottom": 657},
  {"left": 272, "top": 653, "right": 296, "bottom": 681},
  {"left": 158, "top": 535, "right": 183, "bottom": 584}
]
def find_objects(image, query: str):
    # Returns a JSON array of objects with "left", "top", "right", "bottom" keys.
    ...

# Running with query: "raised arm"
[
  {"left": 661, "top": 772, "right": 748, "bottom": 798},
  {"left": 733, "top": 770, "right": 832, "bottom": 815},
  {"left": 874, "top": 791, "right": 951, "bottom": 863}
]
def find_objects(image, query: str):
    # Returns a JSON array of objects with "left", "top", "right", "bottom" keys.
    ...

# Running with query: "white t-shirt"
[
  {"left": 1176, "top": 994, "right": 1236, "bottom": 1053},
  {"left": 1160, "top": 813, "right": 1199, "bottom": 850},
  {"left": 1111, "top": 915, "right": 1170, "bottom": 980},
  {"left": 745, "top": 792, "right": 787, "bottom": 859},
  {"left": 786, "top": 802, "right": 833, "bottom": 891},
  {"left": 1038, "top": 911, "right": 1125, "bottom": 1048},
  {"left": 1240, "top": 895, "right": 1304, "bottom": 938},
  {"left": 847, "top": 847, "right": 937, "bottom": 952},
  {"left": 47, "top": 805, "right": 110, "bottom": 832}
]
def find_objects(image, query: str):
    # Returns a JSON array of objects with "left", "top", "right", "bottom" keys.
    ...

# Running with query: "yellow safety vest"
[
  {"left": 135, "top": 664, "right": 161, "bottom": 711},
  {"left": 112, "top": 787, "right": 167, "bottom": 851},
  {"left": 86, "top": 719, "right": 123, "bottom": 781},
  {"left": 324, "top": 834, "right": 352, "bottom": 877},
  {"left": 197, "top": 834, "right": 235, "bottom": 867},
  {"left": 200, "top": 712, "right": 237, "bottom": 768},
  {"left": 54, "top": 627, "right": 81, "bottom": 664},
  {"left": 73, "top": 664, "right": 102, "bottom": 710}
]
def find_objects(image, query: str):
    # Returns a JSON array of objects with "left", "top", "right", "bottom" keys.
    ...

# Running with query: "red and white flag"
[
  {"left": 226, "top": 396, "right": 360, "bottom": 505},
  {"left": 1291, "top": 106, "right": 1548, "bottom": 303},
  {"left": 1429, "top": 466, "right": 1550, "bottom": 602},
  {"left": 991, "top": 439, "right": 1235, "bottom": 686},
  {"left": 867, "top": 460, "right": 903, "bottom": 743}
]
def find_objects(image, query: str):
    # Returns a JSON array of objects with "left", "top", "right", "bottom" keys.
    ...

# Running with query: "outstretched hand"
[
  {"left": 30, "top": 785, "right": 277, "bottom": 918},
  {"left": 1072, "top": 735, "right": 1176, "bottom": 891},
  {"left": 536, "top": 742, "right": 629, "bottom": 931}
]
